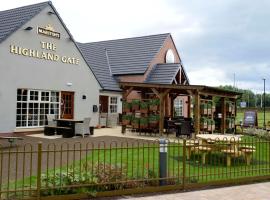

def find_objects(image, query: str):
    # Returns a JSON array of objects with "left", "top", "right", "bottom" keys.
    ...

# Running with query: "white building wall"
[{"left": 0, "top": 6, "right": 101, "bottom": 133}]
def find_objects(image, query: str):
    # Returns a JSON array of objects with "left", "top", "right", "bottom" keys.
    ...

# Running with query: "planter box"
[
  {"left": 122, "top": 119, "right": 130, "bottom": 125},
  {"left": 132, "top": 104, "right": 139, "bottom": 111},
  {"left": 200, "top": 123, "right": 207, "bottom": 129},
  {"left": 149, "top": 105, "right": 158, "bottom": 111},
  {"left": 140, "top": 108, "right": 148, "bottom": 114},
  {"left": 132, "top": 123, "right": 139, "bottom": 129},
  {"left": 207, "top": 125, "right": 215, "bottom": 131},
  {"left": 140, "top": 124, "right": 148, "bottom": 129},
  {"left": 149, "top": 121, "right": 158, "bottom": 128},
  {"left": 123, "top": 107, "right": 131, "bottom": 113},
  {"left": 201, "top": 108, "right": 208, "bottom": 115}
]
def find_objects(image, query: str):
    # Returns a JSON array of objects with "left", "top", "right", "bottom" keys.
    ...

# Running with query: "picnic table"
[{"left": 194, "top": 134, "right": 255, "bottom": 166}]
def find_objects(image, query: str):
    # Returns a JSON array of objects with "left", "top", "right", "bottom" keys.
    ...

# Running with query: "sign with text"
[{"left": 243, "top": 110, "right": 258, "bottom": 127}]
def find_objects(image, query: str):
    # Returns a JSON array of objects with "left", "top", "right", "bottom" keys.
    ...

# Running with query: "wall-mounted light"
[
  {"left": 66, "top": 82, "right": 73, "bottom": 87},
  {"left": 48, "top": 11, "right": 55, "bottom": 15},
  {"left": 24, "top": 26, "right": 33, "bottom": 31}
]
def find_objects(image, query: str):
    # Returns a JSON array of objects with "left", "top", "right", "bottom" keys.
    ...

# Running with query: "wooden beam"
[
  {"left": 221, "top": 97, "right": 226, "bottom": 134},
  {"left": 187, "top": 96, "right": 191, "bottom": 118},
  {"left": 194, "top": 91, "right": 200, "bottom": 135},
  {"left": 151, "top": 88, "right": 161, "bottom": 99},
  {"left": 123, "top": 86, "right": 134, "bottom": 100},
  {"left": 159, "top": 95, "right": 165, "bottom": 136}
]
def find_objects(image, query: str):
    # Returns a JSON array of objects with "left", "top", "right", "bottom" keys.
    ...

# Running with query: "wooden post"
[
  {"left": 221, "top": 97, "right": 226, "bottom": 134},
  {"left": 194, "top": 91, "right": 200, "bottom": 135},
  {"left": 159, "top": 94, "right": 165, "bottom": 136},
  {"left": 187, "top": 96, "right": 191, "bottom": 118}
]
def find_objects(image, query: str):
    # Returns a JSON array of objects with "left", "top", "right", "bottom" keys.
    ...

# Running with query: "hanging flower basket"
[
  {"left": 200, "top": 104, "right": 208, "bottom": 115},
  {"left": 122, "top": 115, "right": 131, "bottom": 125},
  {"left": 122, "top": 101, "right": 131, "bottom": 113},
  {"left": 149, "top": 114, "right": 159, "bottom": 128},
  {"left": 140, "top": 101, "right": 148, "bottom": 114},
  {"left": 140, "top": 117, "right": 148, "bottom": 129},
  {"left": 132, "top": 99, "right": 140, "bottom": 111},
  {"left": 132, "top": 118, "right": 140, "bottom": 129},
  {"left": 200, "top": 117, "right": 208, "bottom": 129},
  {"left": 149, "top": 99, "right": 159, "bottom": 111},
  {"left": 207, "top": 119, "right": 215, "bottom": 131}
]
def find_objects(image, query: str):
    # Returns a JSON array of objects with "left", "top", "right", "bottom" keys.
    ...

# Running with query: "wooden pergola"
[{"left": 120, "top": 82, "right": 242, "bottom": 136}]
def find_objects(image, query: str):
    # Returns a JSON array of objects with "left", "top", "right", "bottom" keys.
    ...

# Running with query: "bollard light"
[
  {"left": 159, "top": 138, "right": 168, "bottom": 153},
  {"left": 159, "top": 138, "right": 168, "bottom": 186}
]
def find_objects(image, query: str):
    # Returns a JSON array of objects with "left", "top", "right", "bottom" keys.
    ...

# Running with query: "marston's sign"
[{"left": 37, "top": 24, "right": 60, "bottom": 39}]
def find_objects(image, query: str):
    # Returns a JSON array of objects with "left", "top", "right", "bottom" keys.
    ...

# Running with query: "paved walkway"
[{"left": 113, "top": 182, "right": 270, "bottom": 200}]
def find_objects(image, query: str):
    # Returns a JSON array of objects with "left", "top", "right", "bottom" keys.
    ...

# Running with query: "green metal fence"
[{"left": 1, "top": 136, "right": 270, "bottom": 199}]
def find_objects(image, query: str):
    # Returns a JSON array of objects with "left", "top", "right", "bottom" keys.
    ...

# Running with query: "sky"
[{"left": 2, "top": 0, "right": 270, "bottom": 93}]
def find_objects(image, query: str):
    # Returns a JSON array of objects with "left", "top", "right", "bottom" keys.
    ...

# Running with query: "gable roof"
[
  {"left": 0, "top": 1, "right": 49, "bottom": 43},
  {"left": 145, "top": 63, "right": 181, "bottom": 84},
  {"left": 85, "top": 33, "right": 170, "bottom": 75},
  {"left": 0, "top": 1, "right": 102, "bottom": 88},
  {"left": 77, "top": 42, "right": 121, "bottom": 91}
]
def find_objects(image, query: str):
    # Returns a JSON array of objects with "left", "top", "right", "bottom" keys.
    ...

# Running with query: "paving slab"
[{"left": 102, "top": 182, "right": 270, "bottom": 200}]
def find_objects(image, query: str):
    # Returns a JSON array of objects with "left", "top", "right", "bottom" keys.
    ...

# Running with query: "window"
[
  {"left": 109, "top": 96, "right": 118, "bottom": 113},
  {"left": 174, "top": 98, "right": 183, "bottom": 116},
  {"left": 16, "top": 89, "right": 60, "bottom": 128}
]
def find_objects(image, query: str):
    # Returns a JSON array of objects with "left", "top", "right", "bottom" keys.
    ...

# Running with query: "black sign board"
[{"left": 243, "top": 110, "right": 258, "bottom": 127}]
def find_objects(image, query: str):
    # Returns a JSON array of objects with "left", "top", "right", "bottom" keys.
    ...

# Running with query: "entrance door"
[
  {"left": 99, "top": 95, "right": 109, "bottom": 113},
  {"left": 60, "top": 91, "right": 74, "bottom": 119}
]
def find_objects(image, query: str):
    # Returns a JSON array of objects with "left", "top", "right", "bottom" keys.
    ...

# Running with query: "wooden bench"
[
  {"left": 221, "top": 149, "right": 242, "bottom": 167},
  {"left": 195, "top": 146, "right": 212, "bottom": 165},
  {"left": 185, "top": 140, "right": 199, "bottom": 160},
  {"left": 0, "top": 136, "right": 23, "bottom": 146},
  {"left": 239, "top": 145, "right": 256, "bottom": 165},
  {"left": 44, "top": 126, "right": 73, "bottom": 137}
]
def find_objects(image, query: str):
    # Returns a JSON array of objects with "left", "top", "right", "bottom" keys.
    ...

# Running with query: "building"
[
  {"left": 78, "top": 33, "right": 190, "bottom": 125},
  {"left": 0, "top": 1, "right": 190, "bottom": 134},
  {"left": 0, "top": 2, "right": 101, "bottom": 133}
]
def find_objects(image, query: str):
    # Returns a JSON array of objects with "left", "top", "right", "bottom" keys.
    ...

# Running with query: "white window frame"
[
  {"left": 174, "top": 98, "right": 183, "bottom": 117},
  {"left": 109, "top": 96, "right": 118, "bottom": 113},
  {"left": 16, "top": 89, "right": 60, "bottom": 128}
]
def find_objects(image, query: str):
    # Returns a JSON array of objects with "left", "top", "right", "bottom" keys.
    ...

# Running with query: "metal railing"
[{"left": 1, "top": 136, "right": 270, "bottom": 199}]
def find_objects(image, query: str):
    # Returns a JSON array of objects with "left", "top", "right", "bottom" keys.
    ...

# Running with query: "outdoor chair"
[
  {"left": 179, "top": 120, "right": 192, "bottom": 138},
  {"left": 46, "top": 114, "right": 57, "bottom": 126},
  {"left": 75, "top": 117, "right": 91, "bottom": 137}
]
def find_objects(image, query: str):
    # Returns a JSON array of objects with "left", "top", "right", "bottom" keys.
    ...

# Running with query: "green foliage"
[
  {"left": 200, "top": 117, "right": 207, "bottom": 123},
  {"left": 148, "top": 114, "right": 160, "bottom": 122},
  {"left": 123, "top": 101, "right": 131, "bottom": 109},
  {"left": 140, "top": 117, "right": 148, "bottom": 125},
  {"left": 132, "top": 118, "right": 140, "bottom": 124},
  {"left": 131, "top": 99, "right": 140, "bottom": 105},
  {"left": 140, "top": 101, "right": 148, "bottom": 109},
  {"left": 149, "top": 99, "right": 160, "bottom": 106},
  {"left": 200, "top": 104, "right": 207, "bottom": 109},
  {"left": 208, "top": 119, "right": 215, "bottom": 125},
  {"left": 122, "top": 115, "right": 132, "bottom": 120}
]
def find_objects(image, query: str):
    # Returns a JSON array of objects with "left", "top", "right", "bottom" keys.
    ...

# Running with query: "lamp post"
[{"left": 263, "top": 78, "right": 266, "bottom": 129}]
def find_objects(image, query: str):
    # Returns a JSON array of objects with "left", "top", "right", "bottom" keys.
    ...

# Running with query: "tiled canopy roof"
[{"left": 145, "top": 63, "right": 181, "bottom": 84}]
